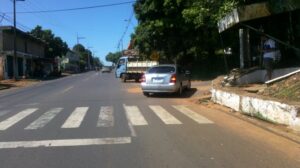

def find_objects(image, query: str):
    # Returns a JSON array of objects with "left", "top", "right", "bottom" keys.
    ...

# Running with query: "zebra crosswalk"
[{"left": 0, "top": 105, "right": 214, "bottom": 132}]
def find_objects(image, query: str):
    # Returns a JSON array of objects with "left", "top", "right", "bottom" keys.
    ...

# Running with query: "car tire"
[
  {"left": 186, "top": 80, "right": 191, "bottom": 90},
  {"left": 177, "top": 84, "right": 183, "bottom": 96},
  {"left": 143, "top": 92, "right": 150, "bottom": 97}
]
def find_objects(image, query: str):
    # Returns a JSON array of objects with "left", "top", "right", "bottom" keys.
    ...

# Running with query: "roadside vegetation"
[
  {"left": 30, "top": 25, "right": 103, "bottom": 72},
  {"left": 107, "top": 0, "right": 299, "bottom": 80},
  {"left": 260, "top": 73, "right": 300, "bottom": 102}
]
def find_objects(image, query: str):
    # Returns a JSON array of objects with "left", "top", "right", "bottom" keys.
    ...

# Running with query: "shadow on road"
[
  {"left": 0, "top": 84, "right": 15, "bottom": 90},
  {"left": 148, "top": 88, "right": 197, "bottom": 99}
]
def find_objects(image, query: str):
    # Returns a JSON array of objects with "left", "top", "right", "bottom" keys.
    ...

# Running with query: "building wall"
[
  {"left": 0, "top": 28, "right": 45, "bottom": 79},
  {"left": 27, "top": 40, "right": 45, "bottom": 58},
  {"left": 2, "top": 30, "right": 45, "bottom": 58},
  {"left": 0, "top": 55, "right": 4, "bottom": 80}
]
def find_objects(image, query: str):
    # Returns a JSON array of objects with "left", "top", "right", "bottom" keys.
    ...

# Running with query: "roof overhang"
[
  {"left": 0, "top": 26, "right": 46, "bottom": 45},
  {"left": 218, "top": 1, "right": 300, "bottom": 33}
]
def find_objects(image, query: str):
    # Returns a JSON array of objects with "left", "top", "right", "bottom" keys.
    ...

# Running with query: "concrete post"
[{"left": 239, "top": 29, "right": 245, "bottom": 69}]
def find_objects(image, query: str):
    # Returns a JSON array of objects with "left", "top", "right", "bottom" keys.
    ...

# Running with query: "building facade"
[{"left": 0, "top": 26, "right": 46, "bottom": 80}]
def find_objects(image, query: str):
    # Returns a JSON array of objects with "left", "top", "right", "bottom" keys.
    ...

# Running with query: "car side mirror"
[{"left": 117, "top": 64, "right": 121, "bottom": 69}]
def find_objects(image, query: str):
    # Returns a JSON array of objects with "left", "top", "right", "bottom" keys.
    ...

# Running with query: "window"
[{"left": 148, "top": 66, "right": 175, "bottom": 74}]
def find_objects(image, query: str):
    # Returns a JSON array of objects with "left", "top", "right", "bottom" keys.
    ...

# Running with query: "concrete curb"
[{"left": 211, "top": 89, "right": 300, "bottom": 132}]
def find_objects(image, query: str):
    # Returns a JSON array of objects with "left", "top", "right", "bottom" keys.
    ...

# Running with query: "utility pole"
[
  {"left": 13, "top": 0, "right": 24, "bottom": 80},
  {"left": 76, "top": 33, "right": 85, "bottom": 44},
  {"left": 13, "top": 0, "right": 18, "bottom": 80}
]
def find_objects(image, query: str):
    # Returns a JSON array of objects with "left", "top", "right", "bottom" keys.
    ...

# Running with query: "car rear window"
[{"left": 148, "top": 66, "right": 175, "bottom": 74}]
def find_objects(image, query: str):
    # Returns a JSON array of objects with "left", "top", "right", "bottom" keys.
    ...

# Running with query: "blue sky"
[{"left": 0, "top": 0, "right": 137, "bottom": 65}]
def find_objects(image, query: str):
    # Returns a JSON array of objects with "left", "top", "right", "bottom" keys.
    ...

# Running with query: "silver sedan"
[{"left": 140, "top": 64, "right": 191, "bottom": 96}]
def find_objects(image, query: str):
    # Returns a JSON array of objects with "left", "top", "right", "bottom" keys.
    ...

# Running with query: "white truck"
[{"left": 115, "top": 56, "right": 158, "bottom": 82}]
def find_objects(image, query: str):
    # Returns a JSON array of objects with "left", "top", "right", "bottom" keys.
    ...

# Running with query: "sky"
[{"left": 0, "top": 0, "right": 137, "bottom": 66}]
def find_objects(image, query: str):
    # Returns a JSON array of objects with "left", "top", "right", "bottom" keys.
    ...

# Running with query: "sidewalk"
[
  {"left": 187, "top": 80, "right": 300, "bottom": 144},
  {"left": 0, "top": 73, "right": 72, "bottom": 92},
  {"left": 0, "top": 79, "right": 40, "bottom": 91}
]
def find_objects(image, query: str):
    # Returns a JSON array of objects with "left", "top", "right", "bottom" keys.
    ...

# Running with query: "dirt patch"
[
  {"left": 127, "top": 87, "right": 142, "bottom": 93},
  {"left": 259, "top": 73, "right": 300, "bottom": 102},
  {"left": 0, "top": 79, "right": 40, "bottom": 91}
]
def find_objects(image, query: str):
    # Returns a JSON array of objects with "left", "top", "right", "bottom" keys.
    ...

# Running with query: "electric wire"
[
  {"left": 117, "top": 11, "right": 134, "bottom": 51},
  {"left": 3, "top": 1, "right": 136, "bottom": 14}
]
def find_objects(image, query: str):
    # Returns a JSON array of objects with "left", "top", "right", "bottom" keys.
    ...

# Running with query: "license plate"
[{"left": 152, "top": 78, "right": 163, "bottom": 83}]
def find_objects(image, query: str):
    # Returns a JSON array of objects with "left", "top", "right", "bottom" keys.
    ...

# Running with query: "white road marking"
[
  {"left": 97, "top": 106, "right": 114, "bottom": 127},
  {"left": 61, "top": 107, "right": 88, "bottom": 128},
  {"left": 149, "top": 105, "right": 182, "bottom": 125},
  {"left": 0, "top": 137, "right": 131, "bottom": 149},
  {"left": 172, "top": 105, "right": 214, "bottom": 124},
  {"left": 0, "top": 108, "right": 38, "bottom": 130},
  {"left": 25, "top": 108, "right": 63, "bottom": 130},
  {"left": 123, "top": 105, "right": 137, "bottom": 137},
  {"left": 123, "top": 105, "right": 148, "bottom": 126},
  {"left": 61, "top": 86, "right": 73, "bottom": 93}
]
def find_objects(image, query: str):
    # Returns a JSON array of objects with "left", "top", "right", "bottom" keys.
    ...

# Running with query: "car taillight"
[
  {"left": 141, "top": 74, "right": 146, "bottom": 82},
  {"left": 170, "top": 74, "right": 176, "bottom": 83}
]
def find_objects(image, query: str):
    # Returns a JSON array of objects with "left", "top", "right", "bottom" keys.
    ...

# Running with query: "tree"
[
  {"left": 93, "top": 57, "right": 103, "bottom": 68},
  {"left": 73, "top": 44, "right": 89, "bottom": 71},
  {"left": 30, "top": 25, "right": 69, "bottom": 58},
  {"left": 105, "top": 52, "right": 122, "bottom": 64}
]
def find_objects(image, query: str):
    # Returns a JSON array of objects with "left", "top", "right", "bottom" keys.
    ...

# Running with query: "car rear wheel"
[
  {"left": 177, "top": 84, "right": 183, "bottom": 96},
  {"left": 186, "top": 80, "right": 191, "bottom": 90},
  {"left": 143, "top": 92, "right": 150, "bottom": 97}
]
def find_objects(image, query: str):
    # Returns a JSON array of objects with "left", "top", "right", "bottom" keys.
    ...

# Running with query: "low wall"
[
  {"left": 236, "top": 67, "right": 300, "bottom": 85},
  {"left": 211, "top": 89, "right": 300, "bottom": 131}
]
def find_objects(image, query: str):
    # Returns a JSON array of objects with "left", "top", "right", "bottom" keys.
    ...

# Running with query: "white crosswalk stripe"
[
  {"left": 149, "top": 105, "right": 182, "bottom": 125},
  {"left": 172, "top": 105, "right": 213, "bottom": 124},
  {"left": 0, "top": 108, "right": 38, "bottom": 131},
  {"left": 124, "top": 105, "right": 148, "bottom": 126},
  {"left": 25, "top": 108, "right": 63, "bottom": 130},
  {"left": 97, "top": 106, "right": 114, "bottom": 127},
  {"left": 61, "top": 107, "right": 88, "bottom": 128},
  {"left": 0, "top": 105, "right": 213, "bottom": 132}
]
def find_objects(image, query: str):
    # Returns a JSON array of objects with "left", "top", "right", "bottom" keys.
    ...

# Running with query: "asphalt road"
[{"left": 0, "top": 71, "right": 299, "bottom": 168}]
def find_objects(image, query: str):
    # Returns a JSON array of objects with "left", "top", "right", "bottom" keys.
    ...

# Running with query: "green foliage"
[
  {"left": 105, "top": 52, "right": 122, "bottom": 64},
  {"left": 132, "top": 0, "right": 244, "bottom": 78},
  {"left": 93, "top": 57, "right": 103, "bottom": 68},
  {"left": 73, "top": 44, "right": 95, "bottom": 71},
  {"left": 30, "top": 25, "right": 69, "bottom": 58}
]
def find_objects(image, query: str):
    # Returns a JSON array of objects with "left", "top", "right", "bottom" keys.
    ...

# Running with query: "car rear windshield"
[{"left": 148, "top": 66, "right": 175, "bottom": 74}]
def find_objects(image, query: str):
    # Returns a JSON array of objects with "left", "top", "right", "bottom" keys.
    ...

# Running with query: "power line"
[
  {"left": 3, "top": 1, "right": 136, "bottom": 14},
  {"left": 1, "top": 13, "right": 32, "bottom": 32},
  {"left": 117, "top": 12, "right": 134, "bottom": 51}
]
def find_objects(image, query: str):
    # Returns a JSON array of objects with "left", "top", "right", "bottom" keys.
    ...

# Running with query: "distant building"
[
  {"left": 62, "top": 51, "right": 80, "bottom": 73},
  {"left": 0, "top": 26, "right": 46, "bottom": 80}
]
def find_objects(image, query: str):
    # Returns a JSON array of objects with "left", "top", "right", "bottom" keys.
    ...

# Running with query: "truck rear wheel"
[{"left": 121, "top": 74, "right": 126, "bottom": 83}]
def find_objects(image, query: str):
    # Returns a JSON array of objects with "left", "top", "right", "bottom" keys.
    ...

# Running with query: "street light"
[{"left": 13, "top": 0, "right": 25, "bottom": 80}]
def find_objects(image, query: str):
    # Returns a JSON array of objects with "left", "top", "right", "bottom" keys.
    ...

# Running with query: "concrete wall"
[
  {"left": 211, "top": 89, "right": 300, "bottom": 131},
  {"left": 236, "top": 67, "right": 300, "bottom": 85},
  {"left": 2, "top": 31, "right": 45, "bottom": 58}
]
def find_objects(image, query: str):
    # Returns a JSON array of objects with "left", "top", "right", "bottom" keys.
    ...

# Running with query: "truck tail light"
[{"left": 170, "top": 74, "right": 176, "bottom": 83}]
